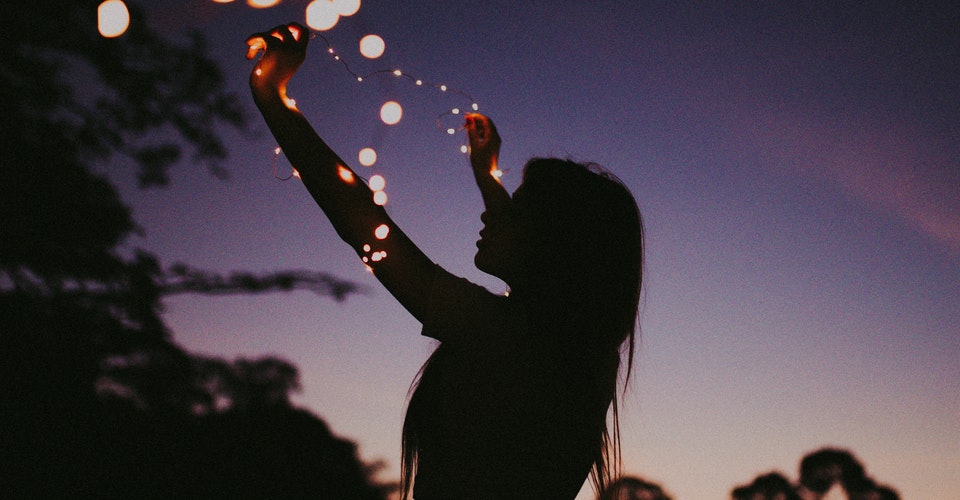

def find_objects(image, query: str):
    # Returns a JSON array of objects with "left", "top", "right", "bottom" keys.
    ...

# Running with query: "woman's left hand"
[{"left": 246, "top": 22, "right": 309, "bottom": 96}]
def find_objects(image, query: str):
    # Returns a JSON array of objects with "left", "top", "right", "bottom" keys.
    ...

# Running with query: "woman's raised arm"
[{"left": 246, "top": 23, "right": 435, "bottom": 321}]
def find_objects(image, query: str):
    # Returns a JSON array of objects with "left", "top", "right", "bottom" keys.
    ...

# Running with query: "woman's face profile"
[{"left": 474, "top": 189, "right": 530, "bottom": 284}]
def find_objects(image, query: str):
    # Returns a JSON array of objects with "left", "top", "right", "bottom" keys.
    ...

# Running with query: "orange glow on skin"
[{"left": 338, "top": 165, "right": 355, "bottom": 183}]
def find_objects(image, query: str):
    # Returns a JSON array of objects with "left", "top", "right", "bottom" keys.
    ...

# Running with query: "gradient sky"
[{"left": 109, "top": 1, "right": 959, "bottom": 498}]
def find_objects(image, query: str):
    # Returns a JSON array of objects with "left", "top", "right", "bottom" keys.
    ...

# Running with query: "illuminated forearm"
[{"left": 252, "top": 87, "right": 383, "bottom": 250}]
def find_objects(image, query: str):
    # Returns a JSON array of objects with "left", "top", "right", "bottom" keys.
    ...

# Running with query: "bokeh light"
[
  {"left": 333, "top": 0, "right": 361, "bottom": 16},
  {"left": 359, "top": 34, "right": 385, "bottom": 59},
  {"left": 373, "top": 191, "right": 388, "bottom": 206},
  {"left": 368, "top": 175, "right": 386, "bottom": 191},
  {"left": 358, "top": 147, "right": 377, "bottom": 166},
  {"left": 97, "top": 0, "right": 130, "bottom": 38},
  {"left": 374, "top": 224, "right": 390, "bottom": 240},
  {"left": 247, "top": 0, "right": 280, "bottom": 7},
  {"left": 306, "top": 0, "right": 340, "bottom": 31},
  {"left": 337, "top": 165, "right": 355, "bottom": 183},
  {"left": 380, "top": 101, "right": 403, "bottom": 125}
]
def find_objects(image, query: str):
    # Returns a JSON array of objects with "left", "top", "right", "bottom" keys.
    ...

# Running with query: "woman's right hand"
[
  {"left": 246, "top": 22, "right": 309, "bottom": 98},
  {"left": 465, "top": 113, "right": 502, "bottom": 173}
]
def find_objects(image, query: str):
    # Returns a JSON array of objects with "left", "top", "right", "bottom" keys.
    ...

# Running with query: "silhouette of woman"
[{"left": 247, "top": 23, "right": 644, "bottom": 499}]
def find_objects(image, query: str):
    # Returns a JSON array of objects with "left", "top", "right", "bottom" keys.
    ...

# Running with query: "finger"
[
  {"left": 286, "top": 22, "right": 306, "bottom": 43},
  {"left": 245, "top": 35, "right": 267, "bottom": 60}
]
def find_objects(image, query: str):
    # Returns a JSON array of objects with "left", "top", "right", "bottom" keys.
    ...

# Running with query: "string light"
[
  {"left": 97, "top": 0, "right": 130, "bottom": 38},
  {"left": 255, "top": 5, "right": 497, "bottom": 275},
  {"left": 359, "top": 34, "right": 385, "bottom": 59},
  {"left": 358, "top": 147, "right": 377, "bottom": 166},
  {"left": 248, "top": 0, "right": 280, "bottom": 8},
  {"left": 379, "top": 101, "right": 403, "bottom": 125}
]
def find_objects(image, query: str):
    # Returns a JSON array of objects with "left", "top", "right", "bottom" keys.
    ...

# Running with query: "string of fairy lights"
[{"left": 98, "top": 0, "right": 497, "bottom": 272}]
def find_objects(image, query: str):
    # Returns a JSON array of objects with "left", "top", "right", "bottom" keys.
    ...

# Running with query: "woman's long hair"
[{"left": 401, "top": 158, "right": 644, "bottom": 498}]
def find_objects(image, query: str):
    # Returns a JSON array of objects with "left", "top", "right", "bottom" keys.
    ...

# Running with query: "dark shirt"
[{"left": 411, "top": 268, "right": 599, "bottom": 499}]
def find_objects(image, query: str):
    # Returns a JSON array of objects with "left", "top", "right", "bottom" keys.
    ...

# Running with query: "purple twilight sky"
[{"left": 104, "top": 1, "right": 958, "bottom": 498}]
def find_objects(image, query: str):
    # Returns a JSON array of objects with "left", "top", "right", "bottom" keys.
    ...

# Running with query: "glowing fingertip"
[{"left": 338, "top": 165, "right": 355, "bottom": 183}]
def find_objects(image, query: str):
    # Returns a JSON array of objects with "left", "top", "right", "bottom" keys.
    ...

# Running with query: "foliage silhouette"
[{"left": 2, "top": 2, "right": 391, "bottom": 498}]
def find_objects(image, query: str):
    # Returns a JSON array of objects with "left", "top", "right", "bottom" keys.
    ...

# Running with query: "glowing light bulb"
[
  {"left": 254, "top": 68, "right": 262, "bottom": 76},
  {"left": 213, "top": 0, "right": 234, "bottom": 3},
  {"left": 359, "top": 34, "right": 385, "bottom": 59},
  {"left": 440, "top": 85, "right": 447, "bottom": 91},
  {"left": 358, "top": 148, "right": 377, "bottom": 166},
  {"left": 460, "top": 145, "right": 469, "bottom": 154},
  {"left": 371, "top": 252, "right": 383, "bottom": 262},
  {"left": 447, "top": 128, "right": 456, "bottom": 135},
  {"left": 373, "top": 191, "right": 388, "bottom": 206},
  {"left": 283, "top": 96, "right": 297, "bottom": 109},
  {"left": 451, "top": 108, "right": 460, "bottom": 114},
  {"left": 415, "top": 80, "right": 423, "bottom": 86},
  {"left": 293, "top": 169, "right": 301, "bottom": 179},
  {"left": 306, "top": 0, "right": 340, "bottom": 31},
  {"left": 374, "top": 224, "right": 390, "bottom": 240},
  {"left": 248, "top": 0, "right": 280, "bottom": 7},
  {"left": 393, "top": 69, "right": 403, "bottom": 77},
  {"left": 98, "top": 0, "right": 130, "bottom": 38},
  {"left": 472, "top": 103, "right": 479, "bottom": 111},
  {"left": 492, "top": 169, "right": 503, "bottom": 179},
  {"left": 274, "top": 147, "right": 282, "bottom": 155},
  {"left": 362, "top": 244, "right": 371, "bottom": 252},
  {"left": 368, "top": 175, "right": 386, "bottom": 191},
  {"left": 333, "top": 0, "right": 361, "bottom": 16},
  {"left": 338, "top": 165, "right": 355, "bottom": 183},
  {"left": 380, "top": 101, "right": 403, "bottom": 125}
]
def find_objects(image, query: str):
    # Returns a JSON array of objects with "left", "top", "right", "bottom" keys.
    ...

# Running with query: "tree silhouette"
[{"left": 2, "top": 2, "right": 392, "bottom": 497}]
